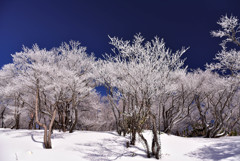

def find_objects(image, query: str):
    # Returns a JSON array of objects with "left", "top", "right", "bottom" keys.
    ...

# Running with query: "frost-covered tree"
[
  {"left": 11, "top": 45, "right": 62, "bottom": 148},
  {"left": 0, "top": 41, "right": 96, "bottom": 149},
  {"left": 203, "top": 15, "right": 240, "bottom": 137},
  {"left": 0, "top": 63, "right": 28, "bottom": 129},
  {"left": 208, "top": 15, "right": 240, "bottom": 76},
  {"left": 207, "top": 49, "right": 240, "bottom": 76},
  {"left": 211, "top": 15, "right": 240, "bottom": 49},
  {"left": 75, "top": 92, "right": 115, "bottom": 131},
  {"left": 184, "top": 70, "right": 238, "bottom": 138},
  {"left": 53, "top": 41, "right": 96, "bottom": 133},
  {"left": 97, "top": 34, "right": 188, "bottom": 159},
  {"left": 157, "top": 70, "right": 196, "bottom": 134}
]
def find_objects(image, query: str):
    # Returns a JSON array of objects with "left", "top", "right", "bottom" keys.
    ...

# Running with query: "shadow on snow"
[
  {"left": 188, "top": 137, "right": 240, "bottom": 161},
  {"left": 72, "top": 134, "right": 148, "bottom": 161}
]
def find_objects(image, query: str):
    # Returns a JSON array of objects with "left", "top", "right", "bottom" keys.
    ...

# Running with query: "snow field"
[{"left": 1, "top": 129, "right": 240, "bottom": 161}]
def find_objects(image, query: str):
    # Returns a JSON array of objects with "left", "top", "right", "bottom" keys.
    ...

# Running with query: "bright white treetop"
[
  {"left": 211, "top": 15, "right": 240, "bottom": 49},
  {"left": 208, "top": 15, "right": 240, "bottom": 77},
  {"left": 98, "top": 34, "right": 188, "bottom": 101}
]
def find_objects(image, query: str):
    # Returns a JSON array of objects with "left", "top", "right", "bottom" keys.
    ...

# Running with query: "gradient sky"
[{"left": 0, "top": 0, "right": 240, "bottom": 70}]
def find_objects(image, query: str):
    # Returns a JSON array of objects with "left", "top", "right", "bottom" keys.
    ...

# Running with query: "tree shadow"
[
  {"left": 31, "top": 133, "right": 44, "bottom": 148},
  {"left": 188, "top": 137, "right": 240, "bottom": 161},
  {"left": 1, "top": 129, "right": 64, "bottom": 148},
  {"left": 0, "top": 129, "right": 14, "bottom": 135},
  {"left": 51, "top": 132, "right": 64, "bottom": 139},
  {"left": 1, "top": 129, "right": 42, "bottom": 138},
  {"left": 72, "top": 133, "right": 148, "bottom": 161},
  {"left": 31, "top": 133, "right": 42, "bottom": 144},
  {"left": 105, "top": 131, "right": 122, "bottom": 137}
]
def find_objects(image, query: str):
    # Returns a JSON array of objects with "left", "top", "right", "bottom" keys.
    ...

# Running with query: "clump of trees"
[
  {"left": 0, "top": 41, "right": 108, "bottom": 148},
  {"left": 96, "top": 34, "right": 188, "bottom": 159},
  {"left": 0, "top": 14, "right": 240, "bottom": 159}
]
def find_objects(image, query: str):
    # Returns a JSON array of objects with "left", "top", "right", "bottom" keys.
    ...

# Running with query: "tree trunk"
[
  {"left": 16, "top": 114, "right": 20, "bottom": 129},
  {"left": 107, "top": 86, "right": 122, "bottom": 135},
  {"left": 158, "top": 104, "right": 161, "bottom": 135},
  {"left": 12, "top": 113, "right": 20, "bottom": 129},
  {"left": 43, "top": 125, "right": 48, "bottom": 148},
  {"left": 139, "top": 133, "right": 150, "bottom": 158},
  {"left": 130, "top": 128, "right": 136, "bottom": 145},
  {"left": 1, "top": 107, "right": 6, "bottom": 128},
  {"left": 122, "top": 98, "right": 127, "bottom": 136},
  {"left": 152, "top": 118, "right": 161, "bottom": 159},
  {"left": 62, "top": 111, "right": 66, "bottom": 132},
  {"left": 28, "top": 113, "right": 35, "bottom": 129},
  {"left": 46, "top": 108, "right": 57, "bottom": 148},
  {"left": 69, "top": 102, "right": 78, "bottom": 133},
  {"left": 35, "top": 84, "right": 54, "bottom": 149},
  {"left": 130, "top": 114, "right": 136, "bottom": 145}
]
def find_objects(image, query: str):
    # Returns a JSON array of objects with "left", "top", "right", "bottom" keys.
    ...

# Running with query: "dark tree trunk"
[
  {"left": 1, "top": 107, "right": 6, "bottom": 128},
  {"left": 130, "top": 128, "right": 136, "bottom": 145},
  {"left": 13, "top": 113, "right": 20, "bottom": 129},
  {"left": 62, "top": 111, "right": 66, "bottom": 132},
  {"left": 152, "top": 119, "right": 161, "bottom": 159},
  {"left": 158, "top": 104, "right": 161, "bottom": 135},
  {"left": 139, "top": 133, "right": 150, "bottom": 158},
  {"left": 28, "top": 113, "right": 35, "bottom": 129},
  {"left": 69, "top": 105, "right": 78, "bottom": 133}
]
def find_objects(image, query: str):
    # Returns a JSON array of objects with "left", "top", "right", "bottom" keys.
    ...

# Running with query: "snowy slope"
[{"left": 0, "top": 129, "right": 240, "bottom": 161}]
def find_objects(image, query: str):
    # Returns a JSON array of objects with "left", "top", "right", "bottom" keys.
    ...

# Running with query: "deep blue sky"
[{"left": 0, "top": 0, "right": 240, "bottom": 70}]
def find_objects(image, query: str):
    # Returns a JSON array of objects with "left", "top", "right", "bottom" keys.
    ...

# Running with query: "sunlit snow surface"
[{"left": 1, "top": 129, "right": 240, "bottom": 161}]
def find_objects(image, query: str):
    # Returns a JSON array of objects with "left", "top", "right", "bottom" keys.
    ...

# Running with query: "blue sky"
[{"left": 0, "top": 0, "right": 240, "bottom": 70}]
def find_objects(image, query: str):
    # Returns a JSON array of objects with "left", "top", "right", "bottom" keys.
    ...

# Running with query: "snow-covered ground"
[{"left": 1, "top": 129, "right": 240, "bottom": 161}]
